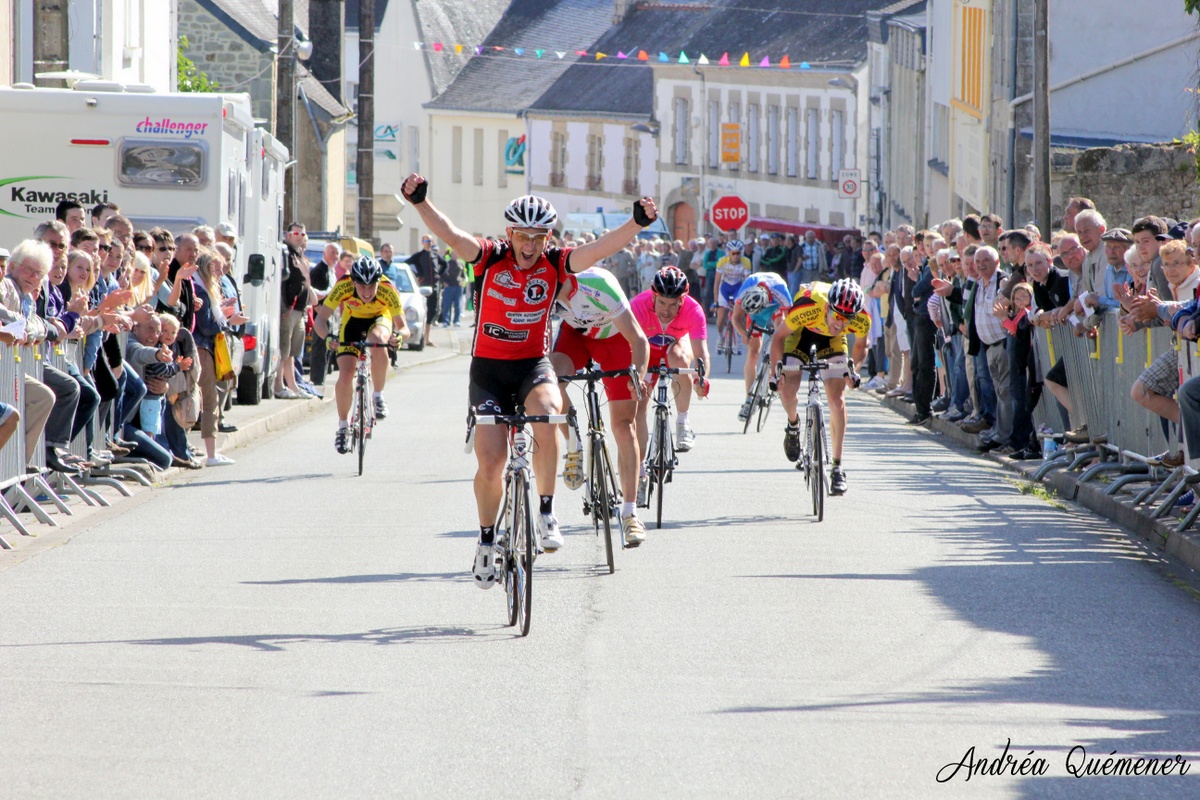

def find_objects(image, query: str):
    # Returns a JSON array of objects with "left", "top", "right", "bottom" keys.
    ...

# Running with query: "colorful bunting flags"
[{"left": 407, "top": 42, "right": 828, "bottom": 72}]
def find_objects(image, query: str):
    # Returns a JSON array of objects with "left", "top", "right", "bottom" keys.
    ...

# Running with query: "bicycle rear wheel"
[
  {"left": 504, "top": 488, "right": 518, "bottom": 628},
  {"left": 808, "top": 411, "right": 825, "bottom": 521},
  {"left": 593, "top": 439, "right": 615, "bottom": 573},
  {"left": 356, "top": 384, "right": 367, "bottom": 476}
]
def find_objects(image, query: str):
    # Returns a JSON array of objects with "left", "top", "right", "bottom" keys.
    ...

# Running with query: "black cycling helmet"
[
  {"left": 351, "top": 254, "right": 383, "bottom": 284},
  {"left": 828, "top": 278, "right": 865, "bottom": 316},
  {"left": 651, "top": 266, "right": 689, "bottom": 298}
]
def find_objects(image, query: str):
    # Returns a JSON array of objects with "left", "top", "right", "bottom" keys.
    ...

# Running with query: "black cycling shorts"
[{"left": 469, "top": 356, "right": 557, "bottom": 416}]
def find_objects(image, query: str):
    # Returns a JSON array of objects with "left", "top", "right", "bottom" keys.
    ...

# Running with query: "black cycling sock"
[
  {"left": 832, "top": 458, "right": 841, "bottom": 467},
  {"left": 480, "top": 524, "right": 495, "bottom": 545},
  {"left": 786, "top": 418, "right": 799, "bottom": 429},
  {"left": 539, "top": 495, "right": 553, "bottom": 514}
]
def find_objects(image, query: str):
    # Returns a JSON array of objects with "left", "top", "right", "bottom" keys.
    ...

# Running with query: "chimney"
[
  {"left": 613, "top": 0, "right": 630, "bottom": 24},
  {"left": 308, "top": 0, "right": 344, "bottom": 101}
]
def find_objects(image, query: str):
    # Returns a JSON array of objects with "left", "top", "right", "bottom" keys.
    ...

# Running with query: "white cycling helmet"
[
  {"left": 725, "top": 239, "right": 745, "bottom": 254},
  {"left": 740, "top": 285, "right": 770, "bottom": 314},
  {"left": 504, "top": 195, "right": 559, "bottom": 230}
]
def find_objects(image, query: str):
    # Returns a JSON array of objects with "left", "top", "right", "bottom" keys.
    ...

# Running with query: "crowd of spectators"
[
  {"left": 861, "top": 199, "right": 1200, "bottom": 482},
  {"left": 0, "top": 199, "right": 258, "bottom": 486}
]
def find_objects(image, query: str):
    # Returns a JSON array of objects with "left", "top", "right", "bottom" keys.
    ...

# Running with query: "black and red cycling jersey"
[{"left": 469, "top": 237, "right": 573, "bottom": 360}]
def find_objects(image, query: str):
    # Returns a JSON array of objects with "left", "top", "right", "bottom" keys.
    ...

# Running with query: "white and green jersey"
[{"left": 553, "top": 267, "right": 630, "bottom": 340}]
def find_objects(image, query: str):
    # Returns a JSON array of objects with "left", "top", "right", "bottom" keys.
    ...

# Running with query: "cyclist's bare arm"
[
  {"left": 391, "top": 314, "right": 409, "bottom": 342},
  {"left": 731, "top": 305, "right": 749, "bottom": 338},
  {"left": 768, "top": 316, "right": 793, "bottom": 379},
  {"left": 314, "top": 304, "right": 335, "bottom": 339},
  {"left": 401, "top": 173, "right": 481, "bottom": 262},
  {"left": 567, "top": 198, "right": 658, "bottom": 273},
  {"left": 611, "top": 308, "right": 650, "bottom": 381}
]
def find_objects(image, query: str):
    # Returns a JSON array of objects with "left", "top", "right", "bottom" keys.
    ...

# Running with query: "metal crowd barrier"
[
  {"left": 0, "top": 345, "right": 28, "bottom": 547},
  {"left": 2, "top": 343, "right": 68, "bottom": 530},
  {"left": 42, "top": 339, "right": 109, "bottom": 508},
  {"left": 1030, "top": 325, "right": 1059, "bottom": 436}
]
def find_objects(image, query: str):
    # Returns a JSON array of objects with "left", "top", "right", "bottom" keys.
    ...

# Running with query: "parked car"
[{"left": 390, "top": 263, "right": 432, "bottom": 350}]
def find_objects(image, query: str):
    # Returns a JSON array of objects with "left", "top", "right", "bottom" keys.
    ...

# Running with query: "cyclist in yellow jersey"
[
  {"left": 314, "top": 255, "right": 410, "bottom": 454},
  {"left": 769, "top": 278, "right": 869, "bottom": 496}
]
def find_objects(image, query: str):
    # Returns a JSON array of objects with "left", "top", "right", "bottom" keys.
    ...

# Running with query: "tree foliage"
[
  {"left": 177, "top": 35, "right": 220, "bottom": 92},
  {"left": 1188, "top": 0, "right": 1200, "bottom": 15}
]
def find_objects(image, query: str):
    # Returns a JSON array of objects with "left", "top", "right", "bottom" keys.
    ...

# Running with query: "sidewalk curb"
[{"left": 873, "top": 392, "right": 1200, "bottom": 577}]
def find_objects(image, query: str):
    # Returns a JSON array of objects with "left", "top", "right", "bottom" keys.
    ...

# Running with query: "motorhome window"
[
  {"left": 238, "top": 173, "right": 247, "bottom": 237},
  {"left": 262, "top": 158, "right": 270, "bottom": 195},
  {"left": 119, "top": 140, "right": 206, "bottom": 187}
]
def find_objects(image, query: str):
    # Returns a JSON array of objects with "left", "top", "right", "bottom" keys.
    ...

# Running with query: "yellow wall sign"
[{"left": 720, "top": 123, "right": 741, "bottom": 164}]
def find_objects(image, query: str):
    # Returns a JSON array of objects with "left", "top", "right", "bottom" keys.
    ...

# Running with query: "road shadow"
[
  {"left": 123, "top": 624, "right": 506, "bottom": 651},
  {"left": 714, "top": 467, "right": 1200, "bottom": 799},
  {"left": 243, "top": 571, "right": 470, "bottom": 586}
]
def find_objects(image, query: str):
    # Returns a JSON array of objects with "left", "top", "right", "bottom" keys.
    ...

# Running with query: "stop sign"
[{"left": 711, "top": 195, "right": 749, "bottom": 232}]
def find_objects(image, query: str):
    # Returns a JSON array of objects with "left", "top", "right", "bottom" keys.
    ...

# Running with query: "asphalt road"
[{"left": 2, "top": 333, "right": 1199, "bottom": 798}]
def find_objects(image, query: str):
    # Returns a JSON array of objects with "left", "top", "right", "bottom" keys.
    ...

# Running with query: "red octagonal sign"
[{"left": 711, "top": 194, "right": 749, "bottom": 232}]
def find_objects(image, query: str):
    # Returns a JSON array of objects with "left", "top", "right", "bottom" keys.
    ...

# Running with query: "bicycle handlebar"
[
  {"left": 346, "top": 341, "right": 393, "bottom": 349},
  {"left": 559, "top": 366, "right": 639, "bottom": 383}
]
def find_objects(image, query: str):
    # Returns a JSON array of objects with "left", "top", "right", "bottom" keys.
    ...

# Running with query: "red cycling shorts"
[{"left": 553, "top": 325, "right": 635, "bottom": 401}]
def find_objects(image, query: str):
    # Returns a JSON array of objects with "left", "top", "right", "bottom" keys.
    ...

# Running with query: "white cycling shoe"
[
  {"left": 538, "top": 513, "right": 564, "bottom": 552},
  {"left": 472, "top": 542, "right": 500, "bottom": 590}
]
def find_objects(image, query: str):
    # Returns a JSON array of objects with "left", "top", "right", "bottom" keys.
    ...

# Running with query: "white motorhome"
[{"left": 0, "top": 82, "right": 286, "bottom": 404}]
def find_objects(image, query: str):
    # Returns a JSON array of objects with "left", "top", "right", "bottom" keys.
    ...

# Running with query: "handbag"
[
  {"left": 212, "top": 331, "right": 235, "bottom": 382},
  {"left": 170, "top": 384, "right": 201, "bottom": 428}
]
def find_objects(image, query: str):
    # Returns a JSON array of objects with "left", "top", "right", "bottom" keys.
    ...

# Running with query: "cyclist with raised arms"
[
  {"left": 714, "top": 239, "right": 751, "bottom": 350},
  {"left": 400, "top": 172, "right": 660, "bottom": 589},
  {"left": 769, "top": 278, "right": 869, "bottom": 496},
  {"left": 731, "top": 271, "right": 792, "bottom": 422},
  {"left": 631, "top": 266, "right": 711, "bottom": 500},
  {"left": 550, "top": 267, "right": 651, "bottom": 545},
  {"left": 314, "top": 255, "right": 410, "bottom": 454}
]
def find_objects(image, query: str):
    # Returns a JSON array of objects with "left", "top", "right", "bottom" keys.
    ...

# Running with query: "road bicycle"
[
  {"left": 780, "top": 347, "right": 830, "bottom": 522},
  {"left": 716, "top": 321, "right": 737, "bottom": 373},
  {"left": 642, "top": 358, "right": 705, "bottom": 529},
  {"left": 560, "top": 362, "right": 641, "bottom": 574},
  {"left": 347, "top": 341, "right": 391, "bottom": 476},
  {"left": 472, "top": 405, "right": 568, "bottom": 636},
  {"left": 741, "top": 323, "right": 776, "bottom": 435}
]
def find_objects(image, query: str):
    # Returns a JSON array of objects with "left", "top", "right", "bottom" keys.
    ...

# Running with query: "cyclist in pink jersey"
[{"left": 630, "top": 267, "right": 711, "bottom": 490}]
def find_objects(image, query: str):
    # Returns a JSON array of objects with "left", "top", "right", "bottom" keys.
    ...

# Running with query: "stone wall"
[
  {"left": 178, "top": 0, "right": 276, "bottom": 126},
  {"left": 1052, "top": 142, "right": 1197, "bottom": 228}
]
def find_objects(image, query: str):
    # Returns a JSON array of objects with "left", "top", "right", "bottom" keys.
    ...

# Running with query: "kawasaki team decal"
[{"left": 0, "top": 176, "right": 112, "bottom": 218}]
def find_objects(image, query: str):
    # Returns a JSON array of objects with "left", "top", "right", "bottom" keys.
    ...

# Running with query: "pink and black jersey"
[{"left": 470, "top": 237, "right": 573, "bottom": 360}]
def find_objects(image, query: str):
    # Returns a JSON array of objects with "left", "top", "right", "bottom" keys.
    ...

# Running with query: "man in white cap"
[{"left": 215, "top": 223, "right": 237, "bottom": 249}]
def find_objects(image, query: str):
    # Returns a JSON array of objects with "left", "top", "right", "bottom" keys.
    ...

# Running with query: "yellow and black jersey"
[{"left": 323, "top": 276, "right": 403, "bottom": 320}]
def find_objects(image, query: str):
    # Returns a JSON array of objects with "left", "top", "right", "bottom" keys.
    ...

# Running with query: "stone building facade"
[
  {"left": 1054, "top": 143, "right": 1197, "bottom": 228},
  {"left": 177, "top": 0, "right": 276, "bottom": 126}
]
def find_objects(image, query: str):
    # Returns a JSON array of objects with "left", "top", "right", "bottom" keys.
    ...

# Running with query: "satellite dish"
[{"left": 34, "top": 69, "right": 100, "bottom": 88}]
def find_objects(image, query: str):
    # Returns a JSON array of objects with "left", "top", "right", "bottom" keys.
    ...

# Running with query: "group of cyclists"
[{"left": 317, "top": 175, "right": 869, "bottom": 588}]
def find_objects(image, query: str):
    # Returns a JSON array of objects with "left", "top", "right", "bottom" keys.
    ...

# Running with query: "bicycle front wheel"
[
  {"left": 654, "top": 413, "right": 669, "bottom": 529},
  {"left": 724, "top": 327, "right": 734, "bottom": 373},
  {"left": 519, "top": 473, "right": 534, "bottom": 636},
  {"left": 504, "top": 490, "right": 518, "bottom": 628},
  {"left": 808, "top": 412, "right": 825, "bottom": 522},
  {"left": 594, "top": 439, "right": 615, "bottom": 573},
  {"left": 757, "top": 390, "right": 774, "bottom": 432},
  {"left": 356, "top": 384, "right": 367, "bottom": 476}
]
